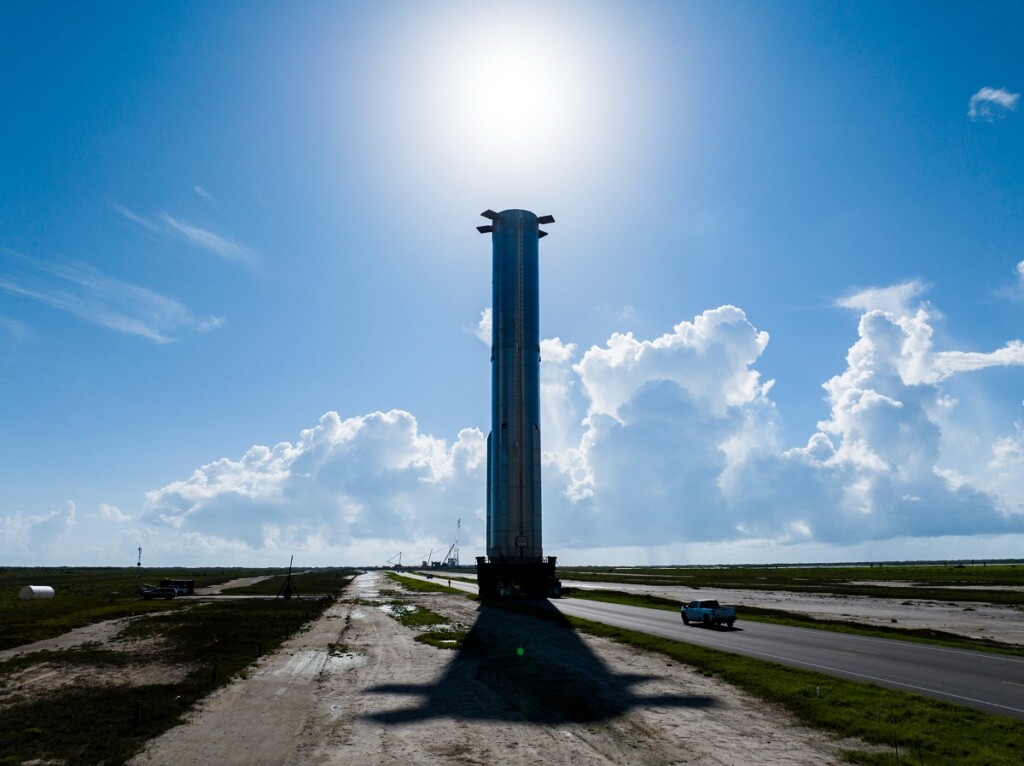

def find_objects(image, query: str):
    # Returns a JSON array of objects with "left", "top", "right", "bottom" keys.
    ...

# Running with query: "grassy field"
[
  {"left": 385, "top": 572, "right": 467, "bottom": 596},
  {"left": 557, "top": 563, "right": 1024, "bottom": 605},
  {"left": 0, "top": 566, "right": 280, "bottom": 651},
  {"left": 0, "top": 569, "right": 348, "bottom": 766},
  {"left": 222, "top": 568, "right": 360, "bottom": 596}
]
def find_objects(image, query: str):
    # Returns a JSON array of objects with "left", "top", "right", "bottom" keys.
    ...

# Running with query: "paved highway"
[
  {"left": 553, "top": 597, "right": 1024, "bottom": 719},
  {"left": 403, "top": 572, "right": 1024, "bottom": 719}
]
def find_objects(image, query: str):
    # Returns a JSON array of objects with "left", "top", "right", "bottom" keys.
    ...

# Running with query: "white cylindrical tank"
[{"left": 19, "top": 585, "right": 55, "bottom": 600}]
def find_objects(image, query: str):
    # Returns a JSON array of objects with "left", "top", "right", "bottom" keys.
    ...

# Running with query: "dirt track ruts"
[{"left": 130, "top": 572, "right": 868, "bottom": 765}]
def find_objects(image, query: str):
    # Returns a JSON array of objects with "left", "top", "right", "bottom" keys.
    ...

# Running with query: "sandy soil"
[
  {"left": 0, "top": 659, "right": 191, "bottom": 711},
  {"left": 130, "top": 572, "right": 868, "bottom": 765},
  {"left": 194, "top": 575, "right": 276, "bottom": 596},
  {"left": 561, "top": 580, "right": 1024, "bottom": 645},
  {"left": 0, "top": 613, "right": 149, "bottom": 662}
]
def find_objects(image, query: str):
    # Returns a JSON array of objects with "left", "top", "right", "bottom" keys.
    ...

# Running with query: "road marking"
[{"left": 1004, "top": 680, "right": 1024, "bottom": 688}]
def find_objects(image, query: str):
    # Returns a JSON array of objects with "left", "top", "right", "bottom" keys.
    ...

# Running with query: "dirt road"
[{"left": 131, "top": 572, "right": 865, "bottom": 765}]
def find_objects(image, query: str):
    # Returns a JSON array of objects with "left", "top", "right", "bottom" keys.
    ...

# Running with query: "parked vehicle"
[
  {"left": 142, "top": 587, "right": 177, "bottom": 600},
  {"left": 681, "top": 599, "right": 736, "bottom": 628},
  {"left": 159, "top": 578, "right": 195, "bottom": 595}
]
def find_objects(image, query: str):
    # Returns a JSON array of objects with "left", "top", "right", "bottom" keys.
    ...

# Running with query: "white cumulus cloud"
[
  {"left": 97, "top": 503, "right": 133, "bottom": 522},
  {"left": 138, "top": 289, "right": 1024, "bottom": 563},
  {"left": 144, "top": 410, "right": 486, "bottom": 556},
  {"left": 838, "top": 280, "right": 1024, "bottom": 384},
  {"left": 473, "top": 307, "right": 491, "bottom": 344},
  {"left": 573, "top": 305, "right": 772, "bottom": 420},
  {"left": 542, "top": 292, "right": 1023, "bottom": 548},
  {"left": 1, "top": 501, "right": 77, "bottom": 558}
]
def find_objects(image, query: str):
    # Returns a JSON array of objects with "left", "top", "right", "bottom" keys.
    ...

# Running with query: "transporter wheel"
[
  {"left": 682, "top": 614, "right": 689, "bottom": 625},
  {"left": 727, "top": 619, "right": 735, "bottom": 628},
  {"left": 702, "top": 615, "right": 710, "bottom": 626}
]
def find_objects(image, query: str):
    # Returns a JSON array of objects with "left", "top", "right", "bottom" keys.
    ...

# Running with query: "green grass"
[
  {"left": 568, "top": 587, "right": 1024, "bottom": 656},
  {"left": 381, "top": 573, "right": 470, "bottom": 648},
  {"left": 0, "top": 580, "right": 346, "bottom": 765},
  {"left": 383, "top": 602, "right": 449, "bottom": 630},
  {"left": 386, "top": 572, "right": 469, "bottom": 595},
  {"left": 0, "top": 566, "right": 281, "bottom": 651},
  {"left": 221, "top": 568, "right": 357, "bottom": 596},
  {"left": 557, "top": 563, "right": 1024, "bottom": 605},
  {"left": 414, "top": 629, "right": 469, "bottom": 649},
  {"left": 739, "top": 605, "right": 1024, "bottom": 656},
  {"left": 567, "top": 587, "right": 682, "bottom": 611}
]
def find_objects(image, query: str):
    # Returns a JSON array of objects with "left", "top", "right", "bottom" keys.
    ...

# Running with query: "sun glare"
[
  {"left": 454, "top": 39, "right": 568, "bottom": 154},
  {"left": 417, "top": 9, "right": 604, "bottom": 181},
  {"left": 365, "top": 4, "right": 637, "bottom": 204}
]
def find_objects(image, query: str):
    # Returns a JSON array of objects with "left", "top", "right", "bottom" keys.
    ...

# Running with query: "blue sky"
[{"left": 2, "top": 1, "right": 1022, "bottom": 567}]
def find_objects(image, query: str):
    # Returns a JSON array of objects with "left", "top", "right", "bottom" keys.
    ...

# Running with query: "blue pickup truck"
[{"left": 681, "top": 599, "right": 736, "bottom": 628}]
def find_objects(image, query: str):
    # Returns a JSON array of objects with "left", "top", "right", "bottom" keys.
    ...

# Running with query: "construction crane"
[
  {"left": 442, "top": 518, "right": 461, "bottom": 568},
  {"left": 387, "top": 552, "right": 403, "bottom": 570}
]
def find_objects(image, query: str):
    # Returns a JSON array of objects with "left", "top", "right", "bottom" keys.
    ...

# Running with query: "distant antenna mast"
[{"left": 277, "top": 555, "right": 301, "bottom": 600}]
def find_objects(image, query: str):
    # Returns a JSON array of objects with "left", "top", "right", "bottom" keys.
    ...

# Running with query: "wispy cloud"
[
  {"left": 994, "top": 260, "right": 1024, "bottom": 302},
  {"left": 194, "top": 185, "right": 213, "bottom": 201},
  {"left": 968, "top": 86, "right": 1019, "bottom": 121},
  {"left": 0, "top": 248, "right": 223, "bottom": 343},
  {"left": 0, "top": 314, "right": 31, "bottom": 342},
  {"left": 110, "top": 203, "right": 162, "bottom": 234},
  {"left": 113, "top": 203, "right": 257, "bottom": 267},
  {"left": 159, "top": 212, "right": 254, "bottom": 265}
]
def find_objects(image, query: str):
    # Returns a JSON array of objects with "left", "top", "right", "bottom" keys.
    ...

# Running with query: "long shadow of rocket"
[{"left": 363, "top": 598, "right": 718, "bottom": 725}]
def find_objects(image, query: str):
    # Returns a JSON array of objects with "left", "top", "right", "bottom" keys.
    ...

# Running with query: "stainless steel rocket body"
[{"left": 486, "top": 209, "right": 543, "bottom": 563}]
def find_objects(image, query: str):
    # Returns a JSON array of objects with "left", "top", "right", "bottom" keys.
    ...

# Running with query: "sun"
[
  {"left": 362, "top": 4, "right": 634, "bottom": 201},
  {"left": 452, "top": 38, "right": 569, "bottom": 154}
]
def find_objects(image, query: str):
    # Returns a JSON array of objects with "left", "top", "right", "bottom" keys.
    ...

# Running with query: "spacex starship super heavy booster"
[{"left": 476, "top": 209, "right": 561, "bottom": 598}]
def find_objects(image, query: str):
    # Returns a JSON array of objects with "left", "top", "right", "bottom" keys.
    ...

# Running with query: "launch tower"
[{"left": 475, "top": 208, "right": 561, "bottom": 598}]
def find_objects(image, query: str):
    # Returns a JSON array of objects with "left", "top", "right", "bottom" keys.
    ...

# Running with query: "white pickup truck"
[{"left": 681, "top": 599, "right": 736, "bottom": 628}]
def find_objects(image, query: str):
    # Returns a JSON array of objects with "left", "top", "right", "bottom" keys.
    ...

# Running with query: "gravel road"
[{"left": 130, "top": 572, "right": 868, "bottom": 765}]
